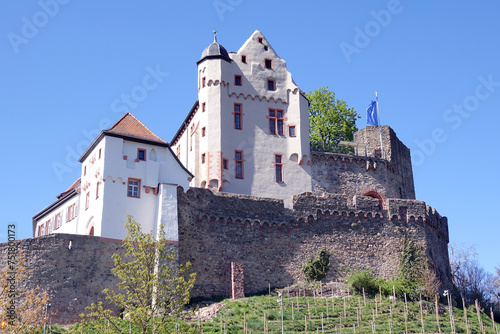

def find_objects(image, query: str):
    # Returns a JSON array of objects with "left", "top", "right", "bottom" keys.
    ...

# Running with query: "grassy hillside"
[
  {"left": 61, "top": 286, "right": 499, "bottom": 333},
  {"left": 197, "top": 289, "right": 498, "bottom": 333}
]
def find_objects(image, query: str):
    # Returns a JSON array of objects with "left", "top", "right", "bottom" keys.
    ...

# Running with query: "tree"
[
  {"left": 82, "top": 216, "right": 197, "bottom": 333},
  {"left": 306, "top": 87, "right": 360, "bottom": 152},
  {"left": 454, "top": 258, "right": 492, "bottom": 307},
  {"left": 449, "top": 244, "right": 497, "bottom": 310},
  {"left": 301, "top": 248, "right": 331, "bottom": 282},
  {"left": 0, "top": 254, "right": 50, "bottom": 333},
  {"left": 449, "top": 243, "right": 477, "bottom": 284}
]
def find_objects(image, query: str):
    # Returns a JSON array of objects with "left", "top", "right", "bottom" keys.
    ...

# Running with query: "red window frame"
[
  {"left": 269, "top": 109, "right": 284, "bottom": 135},
  {"left": 234, "top": 103, "right": 242, "bottom": 130},
  {"left": 264, "top": 58, "right": 273, "bottom": 69},
  {"left": 274, "top": 154, "right": 284, "bottom": 183},
  {"left": 45, "top": 220, "right": 50, "bottom": 234},
  {"left": 202, "top": 127, "right": 206, "bottom": 137},
  {"left": 267, "top": 79, "right": 276, "bottom": 91},
  {"left": 55, "top": 213, "right": 61, "bottom": 230},
  {"left": 201, "top": 153, "right": 206, "bottom": 164},
  {"left": 234, "top": 75, "right": 242, "bottom": 86},
  {"left": 202, "top": 77, "right": 206, "bottom": 88},
  {"left": 137, "top": 148, "right": 146, "bottom": 161},
  {"left": 241, "top": 55, "right": 247, "bottom": 63},
  {"left": 127, "top": 178, "right": 141, "bottom": 198},
  {"left": 202, "top": 102, "right": 206, "bottom": 112},
  {"left": 176, "top": 145, "right": 181, "bottom": 159},
  {"left": 235, "top": 150, "right": 244, "bottom": 179},
  {"left": 85, "top": 192, "right": 90, "bottom": 210},
  {"left": 67, "top": 204, "right": 75, "bottom": 221}
]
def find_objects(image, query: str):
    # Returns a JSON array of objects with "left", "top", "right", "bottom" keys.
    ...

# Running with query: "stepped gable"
[{"left": 104, "top": 112, "right": 167, "bottom": 144}]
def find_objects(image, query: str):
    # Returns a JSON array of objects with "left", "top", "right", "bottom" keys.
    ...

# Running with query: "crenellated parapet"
[
  {"left": 311, "top": 126, "right": 416, "bottom": 200},
  {"left": 176, "top": 186, "right": 452, "bottom": 299}
]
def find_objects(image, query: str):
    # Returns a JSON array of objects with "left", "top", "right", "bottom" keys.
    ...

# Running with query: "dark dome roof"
[{"left": 197, "top": 36, "right": 232, "bottom": 64}]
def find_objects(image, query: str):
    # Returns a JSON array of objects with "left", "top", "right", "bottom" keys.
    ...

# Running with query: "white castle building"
[{"left": 33, "top": 30, "right": 313, "bottom": 239}]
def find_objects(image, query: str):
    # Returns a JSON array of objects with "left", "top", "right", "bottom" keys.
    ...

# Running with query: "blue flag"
[{"left": 366, "top": 100, "right": 378, "bottom": 126}]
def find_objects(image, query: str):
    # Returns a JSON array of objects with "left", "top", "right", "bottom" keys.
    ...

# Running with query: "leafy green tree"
[
  {"left": 306, "top": 87, "right": 360, "bottom": 152},
  {"left": 82, "top": 216, "right": 196, "bottom": 334},
  {"left": 301, "top": 248, "right": 331, "bottom": 282}
]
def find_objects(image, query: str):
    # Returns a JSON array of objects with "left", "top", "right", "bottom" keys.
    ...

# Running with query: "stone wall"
[
  {"left": 2, "top": 188, "right": 451, "bottom": 324},
  {"left": 0, "top": 235, "right": 122, "bottom": 324},
  {"left": 177, "top": 187, "right": 452, "bottom": 299},
  {"left": 312, "top": 126, "right": 415, "bottom": 201},
  {"left": 0, "top": 234, "right": 177, "bottom": 324}
]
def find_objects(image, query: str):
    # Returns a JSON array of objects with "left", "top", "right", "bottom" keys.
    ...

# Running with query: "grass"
[
  {"left": 48, "top": 287, "right": 500, "bottom": 333},
  {"left": 197, "top": 288, "right": 499, "bottom": 333}
]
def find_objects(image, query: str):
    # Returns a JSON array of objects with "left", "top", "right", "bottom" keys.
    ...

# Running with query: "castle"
[{"left": 6, "top": 31, "right": 451, "bottom": 324}]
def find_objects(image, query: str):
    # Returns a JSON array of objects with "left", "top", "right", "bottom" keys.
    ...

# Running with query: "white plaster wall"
[
  {"left": 34, "top": 194, "right": 80, "bottom": 237},
  {"left": 97, "top": 136, "right": 190, "bottom": 239},
  {"left": 154, "top": 183, "right": 179, "bottom": 241},
  {"left": 187, "top": 30, "right": 312, "bottom": 201},
  {"left": 78, "top": 139, "right": 106, "bottom": 236}
]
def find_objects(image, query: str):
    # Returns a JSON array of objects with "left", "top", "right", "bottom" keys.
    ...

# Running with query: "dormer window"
[
  {"left": 137, "top": 149, "right": 146, "bottom": 161},
  {"left": 265, "top": 59, "right": 273, "bottom": 69}
]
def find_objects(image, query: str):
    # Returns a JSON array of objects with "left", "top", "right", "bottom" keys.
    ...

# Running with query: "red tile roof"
[
  {"left": 57, "top": 178, "right": 81, "bottom": 199},
  {"left": 106, "top": 112, "right": 167, "bottom": 144}
]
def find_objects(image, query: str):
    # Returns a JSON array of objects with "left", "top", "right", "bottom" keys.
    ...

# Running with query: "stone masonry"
[{"left": 1, "top": 126, "right": 452, "bottom": 324}]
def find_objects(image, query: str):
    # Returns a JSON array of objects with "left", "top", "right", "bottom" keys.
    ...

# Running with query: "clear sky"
[{"left": 1, "top": 1, "right": 499, "bottom": 274}]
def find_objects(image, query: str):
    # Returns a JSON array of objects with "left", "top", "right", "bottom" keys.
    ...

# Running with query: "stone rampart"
[
  {"left": 2, "top": 188, "right": 451, "bottom": 324},
  {"left": 177, "top": 187, "right": 452, "bottom": 299},
  {"left": 0, "top": 234, "right": 123, "bottom": 324}
]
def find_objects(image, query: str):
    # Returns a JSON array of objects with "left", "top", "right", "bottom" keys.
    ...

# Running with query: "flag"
[{"left": 366, "top": 100, "right": 378, "bottom": 126}]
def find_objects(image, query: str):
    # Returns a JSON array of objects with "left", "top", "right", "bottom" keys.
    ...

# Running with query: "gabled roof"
[
  {"left": 57, "top": 178, "right": 81, "bottom": 199},
  {"left": 170, "top": 100, "right": 199, "bottom": 146},
  {"left": 106, "top": 112, "right": 167, "bottom": 144},
  {"left": 79, "top": 112, "right": 168, "bottom": 163}
]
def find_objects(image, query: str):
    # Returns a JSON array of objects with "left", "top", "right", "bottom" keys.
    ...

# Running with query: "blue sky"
[{"left": 1, "top": 1, "right": 499, "bottom": 274}]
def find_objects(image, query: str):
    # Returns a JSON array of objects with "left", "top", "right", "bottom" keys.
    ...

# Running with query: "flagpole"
[{"left": 375, "top": 91, "right": 385, "bottom": 159}]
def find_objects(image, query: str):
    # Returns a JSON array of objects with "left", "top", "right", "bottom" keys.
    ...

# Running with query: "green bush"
[
  {"left": 382, "top": 277, "right": 419, "bottom": 298},
  {"left": 301, "top": 248, "right": 331, "bottom": 282},
  {"left": 346, "top": 270, "right": 384, "bottom": 294}
]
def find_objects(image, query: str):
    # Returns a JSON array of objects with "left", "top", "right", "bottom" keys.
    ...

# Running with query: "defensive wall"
[
  {"left": 178, "top": 187, "right": 452, "bottom": 299},
  {"left": 312, "top": 126, "right": 415, "bottom": 202},
  {"left": 0, "top": 186, "right": 451, "bottom": 324}
]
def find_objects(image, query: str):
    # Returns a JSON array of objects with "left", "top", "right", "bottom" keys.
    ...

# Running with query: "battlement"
[
  {"left": 178, "top": 187, "right": 448, "bottom": 242},
  {"left": 312, "top": 126, "right": 416, "bottom": 200},
  {"left": 177, "top": 186, "right": 452, "bottom": 299}
]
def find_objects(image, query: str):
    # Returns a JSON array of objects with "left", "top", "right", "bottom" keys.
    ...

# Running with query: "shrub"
[
  {"left": 301, "top": 248, "right": 331, "bottom": 282},
  {"left": 346, "top": 270, "right": 384, "bottom": 294},
  {"left": 383, "top": 277, "right": 419, "bottom": 299}
]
